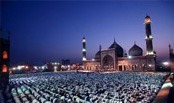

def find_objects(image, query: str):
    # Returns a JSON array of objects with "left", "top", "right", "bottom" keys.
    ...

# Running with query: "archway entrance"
[
  {"left": 102, "top": 55, "right": 114, "bottom": 71},
  {"left": 119, "top": 65, "right": 122, "bottom": 71}
]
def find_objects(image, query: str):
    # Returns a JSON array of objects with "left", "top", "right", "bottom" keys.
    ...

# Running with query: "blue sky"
[{"left": 1, "top": 1, "right": 174, "bottom": 64}]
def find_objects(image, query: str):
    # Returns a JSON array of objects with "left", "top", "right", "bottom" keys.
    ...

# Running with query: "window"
[
  {"left": 3, "top": 51, "right": 8, "bottom": 59},
  {"left": 2, "top": 65, "right": 8, "bottom": 73}
]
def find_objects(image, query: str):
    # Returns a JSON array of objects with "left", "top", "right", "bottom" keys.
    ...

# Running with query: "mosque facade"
[{"left": 82, "top": 16, "right": 156, "bottom": 72}]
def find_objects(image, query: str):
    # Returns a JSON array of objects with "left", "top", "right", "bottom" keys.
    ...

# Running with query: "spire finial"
[
  {"left": 114, "top": 37, "right": 116, "bottom": 43},
  {"left": 134, "top": 41, "right": 136, "bottom": 45},
  {"left": 99, "top": 45, "right": 102, "bottom": 51}
]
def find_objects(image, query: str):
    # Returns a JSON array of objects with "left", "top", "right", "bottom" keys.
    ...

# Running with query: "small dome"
[
  {"left": 129, "top": 44, "right": 143, "bottom": 56},
  {"left": 109, "top": 40, "right": 123, "bottom": 57}
]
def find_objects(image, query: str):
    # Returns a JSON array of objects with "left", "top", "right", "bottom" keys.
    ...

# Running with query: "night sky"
[{"left": 1, "top": 1, "right": 174, "bottom": 65}]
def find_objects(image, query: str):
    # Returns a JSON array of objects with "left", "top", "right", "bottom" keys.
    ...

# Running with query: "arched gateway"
[
  {"left": 100, "top": 48, "right": 117, "bottom": 71},
  {"left": 103, "top": 55, "right": 114, "bottom": 70}
]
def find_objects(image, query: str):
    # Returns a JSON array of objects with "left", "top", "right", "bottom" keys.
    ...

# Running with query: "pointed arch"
[
  {"left": 102, "top": 55, "right": 114, "bottom": 70},
  {"left": 2, "top": 65, "right": 8, "bottom": 72},
  {"left": 3, "top": 51, "right": 8, "bottom": 59}
]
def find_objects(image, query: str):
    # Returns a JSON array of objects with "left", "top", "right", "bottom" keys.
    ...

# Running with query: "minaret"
[
  {"left": 169, "top": 44, "right": 173, "bottom": 55},
  {"left": 145, "top": 15, "right": 154, "bottom": 55},
  {"left": 144, "top": 15, "right": 156, "bottom": 71},
  {"left": 169, "top": 44, "right": 174, "bottom": 72},
  {"left": 82, "top": 37, "right": 86, "bottom": 61}
]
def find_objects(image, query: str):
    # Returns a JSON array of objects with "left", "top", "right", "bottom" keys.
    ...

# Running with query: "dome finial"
[{"left": 99, "top": 45, "right": 102, "bottom": 51}]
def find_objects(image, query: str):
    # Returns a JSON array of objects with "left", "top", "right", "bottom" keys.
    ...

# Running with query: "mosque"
[{"left": 82, "top": 15, "right": 156, "bottom": 72}]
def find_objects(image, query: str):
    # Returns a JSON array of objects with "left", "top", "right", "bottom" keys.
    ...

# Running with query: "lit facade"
[
  {"left": 0, "top": 28, "right": 10, "bottom": 88},
  {"left": 82, "top": 16, "right": 156, "bottom": 72}
]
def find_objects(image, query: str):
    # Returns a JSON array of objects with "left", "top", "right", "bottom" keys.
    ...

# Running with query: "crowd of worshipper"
[
  {"left": 8, "top": 71, "right": 167, "bottom": 103},
  {"left": 0, "top": 85, "right": 14, "bottom": 103}
]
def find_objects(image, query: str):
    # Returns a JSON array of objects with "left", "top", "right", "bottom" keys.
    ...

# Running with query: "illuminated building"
[
  {"left": 9, "top": 65, "right": 30, "bottom": 74},
  {"left": 0, "top": 28, "right": 10, "bottom": 88},
  {"left": 169, "top": 44, "right": 174, "bottom": 72},
  {"left": 47, "top": 62, "right": 61, "bottom": 72},
  {"left": 82, "top": 15, "right": 156, "bottom": 71}
]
